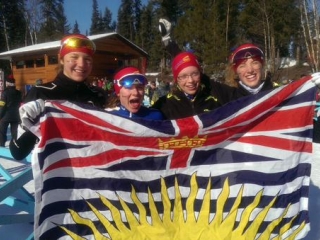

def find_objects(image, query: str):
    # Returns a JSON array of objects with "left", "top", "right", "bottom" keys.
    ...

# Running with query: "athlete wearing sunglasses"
[
  {"left": 105, "top": 66, "right": 164, "bottom": 120},
  {"left": 10, "top": 34, "right": 106, "bottom": 160},
  {"left": 227, "top": 43, "right": 276, "bottom": 97}
]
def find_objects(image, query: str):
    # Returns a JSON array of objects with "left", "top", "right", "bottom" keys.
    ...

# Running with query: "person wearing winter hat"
[
  {"left": 105, "top": 66, "right": 164, "bottom": 120},
  {"left": 10, "top": 33, "right": 106, "bottom": 160},
  {"left": 152, "top": 51, "right": 223, "bottom": 120},
  {"left": 157, "top": 18, "right": 237, "bottom": 110},
  {"left": 0, "top": 74, "right": 22, "bottom": 146},
  {"left": 226, "top": 43, "right": 276, "bottom": 98}
]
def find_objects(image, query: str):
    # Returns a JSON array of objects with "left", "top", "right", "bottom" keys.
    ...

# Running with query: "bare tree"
[
  {"left": 300, "top": 0, "right": 319, "bottom": 72},
  {"left": 24, "top": 0, "right": 43, "bottom": 45}
]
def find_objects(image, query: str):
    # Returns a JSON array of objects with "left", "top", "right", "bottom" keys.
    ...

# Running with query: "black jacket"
[
  {"left": 178, "top": 73, "right": 236, "bottom": 106},
  {"left": 10, "top": 72, "right": 106, "bottom": 160},
  {"left": 0, "top": 86, "right": 22, "bottom": 122},
  {"left": 152, "top": 84, "right": 222, "bottom": 120},
  {"left": 23, "top": 72, "right": 106, "bottom": 106}
]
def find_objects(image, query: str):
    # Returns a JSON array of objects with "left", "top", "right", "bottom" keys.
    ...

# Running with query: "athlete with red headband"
[
  {"left": 10, "top": 34, "right": 107, "bottom": 160},
  {"left": 105, "top": 66, "right": 164, "bottom": 120},
  {"left": 227, "top": 43, "right": 276, "bottom": 98}
]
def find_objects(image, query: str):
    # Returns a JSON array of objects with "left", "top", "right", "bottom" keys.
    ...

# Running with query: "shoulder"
[
  {"left": 24, "top": 82, "right": 57, "bottom": 102},
  {"left": 33, "top": 81, "right": 57, "bottom": 90},
  {"left": 141, "top": 106, "right": 164, "bottom": 120},
  {"left": 152, "top": 93, "right": 171, "bottom": 108}
]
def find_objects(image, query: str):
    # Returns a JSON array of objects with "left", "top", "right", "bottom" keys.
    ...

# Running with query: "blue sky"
[{"left": 64, "top": 0, "right": 148, "bottom": 34}]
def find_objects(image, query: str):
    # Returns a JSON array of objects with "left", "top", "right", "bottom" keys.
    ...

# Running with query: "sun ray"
[
  {"left": 233, "top": 189, "right": 263, "bottom": 236},
  {"left": 212, "top": 177, "right": 230, "bottom": 228},
  {"left": 197, "top": 177, "right": 211, "bottom": 225},
  {"left": 60, "top": 175, "right": 306, "bottom": 240},
  {"left": 131, "top": 186, "right": 148, "bottom": 225},
  {"left": 185, "top": 173, "right": 198, "bottom": 224},
  {"left": 173, "top": 177, "right": 184, "bottom": 224},
  {"left": 147, "top": 187, "right": 162, "bottom": 226},
  {"left": 99, "top": 193, "right": 131, "bottom": 234},
  {"left": 118, "top": 196, "right": 140, "bottom": 228},
  {"left": 219, "top": 184, "right": 245, "bottom": 239},
  {"left": 258, "top": 203, "right": 290, "bottom": 239}
]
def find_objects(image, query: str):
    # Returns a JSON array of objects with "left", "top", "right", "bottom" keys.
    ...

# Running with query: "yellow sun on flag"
[{"left": 60, "top": 174, "right": 305, "bottom": 240}]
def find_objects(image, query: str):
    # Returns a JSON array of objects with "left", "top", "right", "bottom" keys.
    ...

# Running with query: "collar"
[
  {"left": 239, "top": 81, "right": 265, "bottom": 94},
  {"left": 54, "top": 72, "right": 88, "bottom": 87}
]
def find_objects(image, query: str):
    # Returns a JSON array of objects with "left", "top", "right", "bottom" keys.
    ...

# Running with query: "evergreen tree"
[
  {"left": 117, "top": 0, "right": 135, "bottom": 41},
  {"left": 55, "top": 1, "right": 70, "bottom": 35},
  {"left": 90, "top": 0, "right": 100, "bottom": 35},
  {"left": 133, "top": 0, "right": 142, "bottom": 44},
  {"left": 238, "top": 0, "right": 300, "bottom": 72},
  {"left": 139, "top": 3, "right": 162, "bottom": 71},
  {"left": 38, "top": 0, "right": 66, "bottom": 42},
  {"left": 0, "top": 0, "right": 26, "bottom": 50},
  {"left": 72, "top": 21, "right": 80, "bottom": 34},
  {"left": 102, "top": 7, "right": 116, "bottom": 32},
  {"left": 0, "top": 0, "right": 26, "bottom": 74}
]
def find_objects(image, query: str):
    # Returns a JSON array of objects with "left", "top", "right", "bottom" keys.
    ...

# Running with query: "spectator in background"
[
  {"left": 105, "top": 66, "right": 164, "bottom": 120},
  {"left": 10, "top": 33, "right": 106, "bottom": 160},
  {"left": 35, "top": 78, "right": 43, "bottom": 86},
  {"left": 146, "top": 80, "right": 157, "bottom": 104},
  {"left": 0, "top": 75, "right": 22, "bottom": 146},
  {"left": 151, "top": 80, "right": 170, "bottom": 105}
]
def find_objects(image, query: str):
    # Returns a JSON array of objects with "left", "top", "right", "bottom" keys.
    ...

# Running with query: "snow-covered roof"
[{"left": 0, "top": 32, "right": 147, "bottom": 60}]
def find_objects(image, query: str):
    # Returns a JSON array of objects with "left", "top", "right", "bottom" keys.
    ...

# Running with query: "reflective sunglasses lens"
[
  {"left": 233, "top": 48, "right": 262, "bottom": 63},
  {"left": 120, "top": 75, "right": 147, "bottom": 88},
  {"left": 64, "top": 38, "right": 96, "bottom": 51}
]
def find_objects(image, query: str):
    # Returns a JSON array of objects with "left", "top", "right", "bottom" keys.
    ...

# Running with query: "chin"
[{"left": 186, "top": 90, "right": 197, "bottom": 95}]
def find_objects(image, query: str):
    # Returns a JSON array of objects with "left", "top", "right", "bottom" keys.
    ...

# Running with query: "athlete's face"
[
  {"left": 176, "top": 66, "right": 201, "bottom": 95},
  {"left": 60, "top": 52, "right": 93, "bottom": 82},
  {"left": 236, "top": 58, "right": 263, "bottom": 88},
  {"left": 118, "top": 84, "right": 145, "bottom": 113}
]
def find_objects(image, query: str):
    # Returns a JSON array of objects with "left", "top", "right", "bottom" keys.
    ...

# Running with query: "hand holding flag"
[{"left": 19, "top": 99, "right": 45, "bottom": 137}]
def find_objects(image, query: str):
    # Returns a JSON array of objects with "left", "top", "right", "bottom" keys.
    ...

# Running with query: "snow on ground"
[{"left": 1, "top": 144, "right": 320, "bottom": 239}]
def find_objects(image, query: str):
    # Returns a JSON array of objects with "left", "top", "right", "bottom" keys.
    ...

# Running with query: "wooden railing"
[{"left": 0, "top": 147, "right": 34, "bottom": 240}]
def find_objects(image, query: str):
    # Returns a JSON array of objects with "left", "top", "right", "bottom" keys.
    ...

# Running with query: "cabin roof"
[{"left": 0, "top": 32, "right": 148, "bottom": 60}]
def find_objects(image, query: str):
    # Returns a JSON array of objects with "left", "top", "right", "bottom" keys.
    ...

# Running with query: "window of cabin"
[
  {"left": 25, "top": 59, "right": 34, "bottom": 68},
  {"left": 16, "top": 60, "right": 25, "bottom": 69},
  {"left": 35, "top": 57, "right": 45, "bottom": 67},
  {"left": 48, "top": 55, "right": 58, "bottom": 65}
]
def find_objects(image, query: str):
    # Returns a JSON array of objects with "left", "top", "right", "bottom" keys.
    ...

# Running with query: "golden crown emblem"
[{"left": 159, "top": 136, "right": 207, "bottom": 150}]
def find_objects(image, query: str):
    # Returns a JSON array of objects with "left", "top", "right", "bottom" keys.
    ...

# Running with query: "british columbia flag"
[{"left": 29, "top": 76, "right": 317, "bottom": 240}]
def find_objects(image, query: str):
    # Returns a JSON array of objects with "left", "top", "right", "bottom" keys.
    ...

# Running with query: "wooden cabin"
[{"left": 0, "top": 33, "right": 148, "bottom": 93}]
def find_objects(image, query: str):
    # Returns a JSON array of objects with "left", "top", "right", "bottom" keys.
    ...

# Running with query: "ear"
[{"left": 60, "top": 58, "right": 64, "bottom": 65}]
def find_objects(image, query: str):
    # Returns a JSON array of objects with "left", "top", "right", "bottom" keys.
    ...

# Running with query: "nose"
[
  {"left": 76, "top": 57, "right": 86, "bottom": 66},
  {"left": 130, "top": 86, "right": 140, "bottom": 95},
  {"left": 245, "top": 63, "right": 255, "bottom": 72}
]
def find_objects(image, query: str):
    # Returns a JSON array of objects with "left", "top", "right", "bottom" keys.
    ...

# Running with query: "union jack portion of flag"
[{"left": 30, "top": 76, "right": 316, "bottom": 240}]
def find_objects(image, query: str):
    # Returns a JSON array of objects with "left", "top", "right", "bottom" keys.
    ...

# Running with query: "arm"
[
  {"left": 9, "top": 127, "right": 38, "bottom": 160},
  {"left": 0, "top": 91, "right": 7, "bottom": 118},
  {"left": 209, "top": 78, "right": 237, "bottom": 105},
  {"left": 159, "top": 18, "right": 181, "bottom": 58},
  {"left": 9, "top": 99, "right": 45, "bottom": 160}
]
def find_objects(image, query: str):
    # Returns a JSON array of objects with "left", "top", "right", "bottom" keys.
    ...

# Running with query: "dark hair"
[{"left": 105, "top": 94, "right": 120, "bottom": 109}]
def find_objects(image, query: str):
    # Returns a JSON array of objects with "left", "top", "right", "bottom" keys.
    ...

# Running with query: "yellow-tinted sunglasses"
[{"left": 61, "top": 37, "right": 96, "bottom": 52}]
